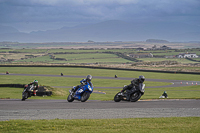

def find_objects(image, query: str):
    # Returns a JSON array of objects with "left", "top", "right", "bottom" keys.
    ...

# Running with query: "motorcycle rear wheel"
[
  {"left": 67, "top": 94, "right": 74, "bottom": 102},
  {"left": 114, "top": 92, "right": 121, "bottom": 102},
  {"left": 81, "top": 92, "right": 90, "bottom": 102},
  {"left": 130, "top": 91, "right": 142, "bottom": 102}
]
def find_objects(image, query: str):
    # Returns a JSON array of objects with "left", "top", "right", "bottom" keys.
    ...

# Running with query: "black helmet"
[
  {"left": 86, "top": 75, "right": 92, "bottom": 81},
  {"left": 139, "top": 75, "right": 145, "bottom": 83}
]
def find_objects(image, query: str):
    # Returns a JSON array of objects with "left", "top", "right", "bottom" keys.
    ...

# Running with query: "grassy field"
[
  {"left": 0, "top": 53, "right": 46, "bottom": 60},
  {"left": 52, "top": 53, "right": 129, "bottom": 64},
  {"left": 0, "top": 67, "right": 200, "bottom": 133},
  {"left": 1, "top": 48, "right": 200, "bottom": 66},
  {"left": 1, "top": 84, "right": 199, "bottom": 100},
  {"left": 14, "top": 55, "right": 54, "bottom": 63},
  {"left": 1, "top": 67, "right": 200, "bottom": 80},
  {"left": 10, "top": 52, "right": 133, "bottom": 64},
  {"left": 0, "top": 117, "right": 199, "bottom": 133},
  {"left": 1, "top": 48, "right": 200, "bottom": 73},
  {"left": 0, "top": 67, "right": 200, "bottom": 100},
  {"left": 54, "top": 53, "right": 117, "bottom": 59},
  {"left": 1, "top": 45, "right": 200, "bottom": 133},
  {"left": 137, "top": 58, "right": 196, "bottom": 64}
]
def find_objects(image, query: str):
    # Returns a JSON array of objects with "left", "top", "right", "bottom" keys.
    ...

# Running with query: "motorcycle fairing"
[
  {"left": 132, "top": 83, "right": 145, "bottom": 93},
  {"left": 74, "top": 83, "right": 93, "bottom": 100},
  {"left": 138, "top": 83, "right": 145, "bottom": 93},
  {"left": 125, "top": 83, "right": 145, "bottom": 101}
]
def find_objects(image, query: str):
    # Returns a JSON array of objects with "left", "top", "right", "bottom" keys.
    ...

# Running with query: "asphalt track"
[
  {"left": 0, "top": 99, "right": 200, "bottom": 121},
  {"left": 0, "top": 73, "right": 200, "bottom": 121}
]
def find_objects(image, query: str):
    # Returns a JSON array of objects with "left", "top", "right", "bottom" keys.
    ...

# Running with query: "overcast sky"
[{"left": 0, "top": 0, "right": 199, "bottom": 33}]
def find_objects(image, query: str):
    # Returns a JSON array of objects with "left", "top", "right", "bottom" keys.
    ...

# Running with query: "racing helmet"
[
  {"left": 139, "top": 75, "right": 145, "bottom": 83},
  {"left": 86, "top": 75, "right": 92, "bottom": 81},
  {"left": 33, "top": 80, "right": 38, "bottom": 85}
]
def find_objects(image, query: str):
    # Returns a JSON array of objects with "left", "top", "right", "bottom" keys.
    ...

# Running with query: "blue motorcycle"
[{"left": 67, "top": 82, "right": 93, "bottom": 102}]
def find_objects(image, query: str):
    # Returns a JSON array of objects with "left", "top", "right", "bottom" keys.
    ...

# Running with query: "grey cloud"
[
  {"left": 0, "top": 0, "right": 199, "bottom": 32},
  {"left": 1, "top": 0, "right": 199, "bottom": 19}
]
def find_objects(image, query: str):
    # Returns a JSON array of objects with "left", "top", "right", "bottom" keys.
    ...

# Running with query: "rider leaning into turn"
[
  {"left": 121, "top": 75, "right": 145, "bottom": 92},
  {"left": 28, "top": 80, "right": 39, "bottom": 96},
  {"left": 72, "top": 75, "right": 93, "bottom": 93}
]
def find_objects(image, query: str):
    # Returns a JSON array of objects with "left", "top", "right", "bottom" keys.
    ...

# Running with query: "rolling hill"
[{"left": 0, "top": 20, "right": 199, "bottom": 42}]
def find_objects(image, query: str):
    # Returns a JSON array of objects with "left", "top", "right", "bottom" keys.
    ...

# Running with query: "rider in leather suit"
[
  {"left": 121, "top": 75, "right": 145, "bottom": 92},
  {"left": 27, "top": 80, "right": 39, "bottom": 96},
  {"left": 72, "top": 75, "right": 93, "bottom": 93}
]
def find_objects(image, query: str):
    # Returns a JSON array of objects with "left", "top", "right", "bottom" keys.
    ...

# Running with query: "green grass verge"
[
  {"left": 1, "top": 67, "right": 200, "bottom": 81},
  {"left": 0, "top": 74, "right": 171, "bottom": 87},
  {"left": 0, "top": 67, "right": 200, "bottom": 100},
  {"left": 0, "top": 117, "right": 199, "bottom": 133},
  {"left": 1, "top": 84, "right": 199, "bottom": 100}
]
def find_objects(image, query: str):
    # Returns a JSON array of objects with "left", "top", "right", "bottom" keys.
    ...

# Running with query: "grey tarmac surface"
[{"left": 0, "top": 99, "right": 200, "bottom": 121}]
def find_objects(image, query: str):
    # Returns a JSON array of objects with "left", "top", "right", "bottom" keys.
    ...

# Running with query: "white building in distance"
[{"left": 177, "top": 53, "right": 198, "bottom": 58}]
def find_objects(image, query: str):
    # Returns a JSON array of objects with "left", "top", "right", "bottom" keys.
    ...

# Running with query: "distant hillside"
[
  {"left": 146, "top": 39, "right": 169, "bottom": 43},
  {"left": 0, "top": 20, "right": 200, "bottom": 42},
  {"left": 0, "top": 25, "right": 19, "bottom": 34}
]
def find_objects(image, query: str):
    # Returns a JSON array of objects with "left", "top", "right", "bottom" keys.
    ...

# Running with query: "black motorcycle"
[
  {"left": 114, "top": 83, "right": 145, "bottom": 102},
  {"left": 22, "top": 84, "right": 35, "bottom": 101}
]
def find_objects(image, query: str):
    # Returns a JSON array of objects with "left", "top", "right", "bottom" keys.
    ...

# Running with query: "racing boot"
[{"left": 33, "top": 90, "right": 36, "bottom": 96}]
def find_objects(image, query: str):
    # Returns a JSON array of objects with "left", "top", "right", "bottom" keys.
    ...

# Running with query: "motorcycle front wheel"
[
  {"left": 22, "top": 92, "right": 28, "bottom": 101},
  {"left": 130, "top": 91, "right": 142, "bottom": 102},
  {"left": 81, "top": 92, "right": 90, "bottom": 102},
  {"left": 67, "top": 94, "right": 74, "bottom": 102},
  {"left": 114, "top": 92, "right": 121, "bottom": 102}
]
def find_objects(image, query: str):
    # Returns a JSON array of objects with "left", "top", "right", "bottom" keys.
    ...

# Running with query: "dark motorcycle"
[
  {"left": 22, "top": 84, "right": 35, "bottom": 101},
  {"left": 114, "top": 83, "right": 145, "bottom": 102},
  {"left": 67, "top": 82, "right": 93, "bottom": 102}
]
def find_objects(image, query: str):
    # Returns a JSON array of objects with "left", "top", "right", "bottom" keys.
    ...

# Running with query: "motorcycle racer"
[
  {"left": 72, "top": 75, "right": 93, "bottom": 94},
  {"left": 121, "top": 75, "right": 145, "bottom": 92},
  {"left": 26, "top": 80, "right": 39, "bottom": 96}
]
